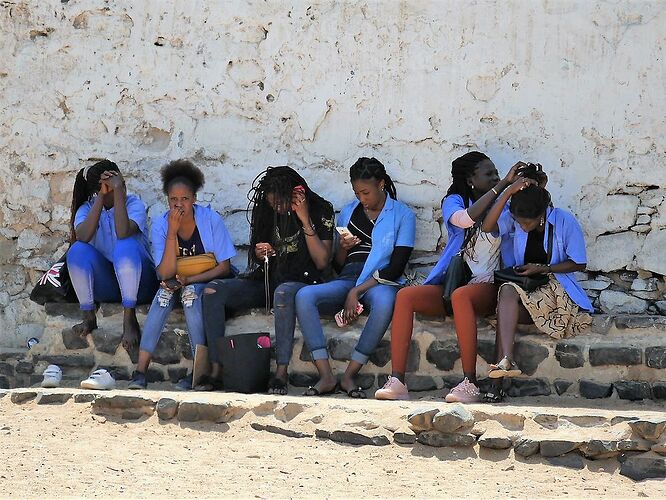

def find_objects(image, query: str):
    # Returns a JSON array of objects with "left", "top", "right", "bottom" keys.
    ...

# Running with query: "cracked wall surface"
[{"left": 1, "top": 1, "right": 665, "bottom": 346}]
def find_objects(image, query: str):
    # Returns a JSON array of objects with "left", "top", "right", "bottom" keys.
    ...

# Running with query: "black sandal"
[
  {"left": 482, "top": 387, "right": 506, "bottom": 403},
  {"left": 303, "top": 384, "right": 338, "bottom": 397},
  {"left": 268, "top": 377, "right": 289, "bottom": 396},
  {"left": 194, "top": 375, "right": 222, "bottom": 392},
  {"left": 345, "top": 387, "right": 367, "bottom": 399}
]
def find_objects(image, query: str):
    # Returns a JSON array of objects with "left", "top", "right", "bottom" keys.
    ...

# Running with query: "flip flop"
[
  {"left": 268, "top": 377, "right": 288, "bottom": 396},
  {"left": 345, "top": 387, "right": 367, "bottom": 399},
  {"left": 483, "top": 387, "right": 507, "bottom": 403},
  {"left": 488, "top": 356, "right": 522, "bottom": 379},
  {"left": 303, "top": 384, "right": 338, "bottom": 397}
]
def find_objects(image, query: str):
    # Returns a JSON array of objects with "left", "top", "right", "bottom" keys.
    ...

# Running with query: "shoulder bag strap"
[{"left": 546, "top": 222, "right": 554, "bottom": 265}]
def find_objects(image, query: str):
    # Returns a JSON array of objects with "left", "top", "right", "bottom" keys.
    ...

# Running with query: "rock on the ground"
[
  {"left": 92, "top": 395, "right": 156, "bottom": 419},
  {"left": 61, "top": 328, "right": 90, "bottom": 350},
  {"left": 513, "top": 341, "right": 549, "bottom": 376},
  {"left": 177, "top": 401, "right": 244, "bottom": 423},
  {"left": 645, "top": 346, "right": 666, "bottom": 369},
  {"left": 614, "top": 380, "right": 652, "bottom": 401},
  {"left": 514, "top": 437, "right": 540, "bottom": 457},
  {"left": 416, "top": 431, "right": 476, "bottom": 447},
  {"left": 274, "top": 402, "right": 306, "bottom": 422},
  {"left": 545, "top": 453, "right": 585, "bottom": 470},
  {"left": 328, "top": 337, "right": 355, "bottom": 361},
  {"left": 478, "top": 435, "right": 513, "bottom": 449},
  {"left": 252, "top": 422, "right": 312, "bottom": 439},
  {"left": 507, "top": 378, "right": 551, "bottom": 397},
  {"left": 652, "top": 382, "right": 666, "bottom": 400},
  {"left": 393, "top": 427, "right": 417, "bottom": 445},
  {"left": 315, "top": 428, "right": 390, "bottom": 446},
  {"left": 425, "top": 340, "right": 460, "bottom": 371},
  {"left": 539, "top": 439, "right": 582, "bottom": 457},
  {"left": 628, "top": 419, "right": 666, "bottom": 441},
  {"left": 156, "top": 398, "right": 179, "bottom": 420},
  {"left": 620, "top": 452, "right": 666, "bottom": 481},
  {"left": 579, "top": 379, "right": 613, "bottom": 399},
  {"left": 407, "top": 407, "right": 439, "bottom": 431},
  {"left": 10, "top": 391, "right": 37, "bottom": 404},
  {"left": 35, "top": 392, "right": 72, "bottom": 405},
  {"left": 555, "top": 342, "right": 585, "bottom": 369},
  {"left": 431, "top": 405, "right": 474, "bottom": 433},
  {"left": 599, "top": 290, "right": 648, "bottom": 314},
  {"left": 369, "top": 340, "right": 391, "bottom": 367},
  {"left": 588, "top": 345, "right": 643, "bottom": 366},
  {"left": 581, "top": 439, "right": 652, "bottom": 459},
  {"left": 74, "top": 393, "right": 98, "bottom": 403},
  {"left": 90, "top": 328, "right": 123, "bottom": 355},
  {"left": 553, "top": 379, "right": 573, "bottom": 395}
]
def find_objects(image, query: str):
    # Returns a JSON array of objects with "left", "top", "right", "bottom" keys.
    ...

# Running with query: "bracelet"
[
  {"left": 491, "top": 187, "right": 499, "bottom": 196},
  {"left": 303, "top": 230, "right": 316, "bottom": 237}
]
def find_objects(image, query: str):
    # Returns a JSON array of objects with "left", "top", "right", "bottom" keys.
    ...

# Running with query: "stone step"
[{"left": 5, "top": 304, "right": 665, "bottom": 401}]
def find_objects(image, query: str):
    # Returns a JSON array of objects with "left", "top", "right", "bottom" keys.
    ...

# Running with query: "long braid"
[
  {"left": 69, "top": 159, "right": 119, "bottom": 243},
  {"left": 349, "top": 157, "right": 398, "bottom": 199},
  {"left": 246, "top": 166, "right": 332, "bottom": 273}
]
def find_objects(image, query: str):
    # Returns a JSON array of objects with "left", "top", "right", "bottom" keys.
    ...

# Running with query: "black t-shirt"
[
  {"left": 178, "top": 226, "right": 205, "bottom": 256},
  {"left": 524, "top": 229, "right": 547, "bottom": 265},
  {"left": 345, "top": 204, "right": 374, "bottom": 264}
]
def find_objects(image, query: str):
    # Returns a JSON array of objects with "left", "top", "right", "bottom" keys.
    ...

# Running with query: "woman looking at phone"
[
  {"left": 128, "top": 160, "right": 236, "bottom": 390},
  {"left": 295, "top": 157, "right": 416, "bottom": 398},
  {"left": 201, "top": 166, "right": 334, "bottom": 394}
]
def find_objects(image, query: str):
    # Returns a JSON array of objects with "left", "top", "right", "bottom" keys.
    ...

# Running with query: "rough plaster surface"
[{"left": 0, "top": 1, "right": 665, "bottom": 346}]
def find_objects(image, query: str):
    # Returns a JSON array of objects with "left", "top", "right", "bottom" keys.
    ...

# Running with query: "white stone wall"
[{"left": 1, "top": 1, "right": 665, "bottom": 346}]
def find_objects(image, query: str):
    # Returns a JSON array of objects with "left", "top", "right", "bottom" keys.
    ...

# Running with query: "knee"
[
  {"left": 294, "top": 287, "right": 315, "bottom": 310},
  {"left": 450, "top": 286, "right": 468, "bottom": 307},
  {"left": 67, "top": 241, "right": 94, "bottom": 262},
  {"left": 498, "top": 284, "right": 519, "bottom": 303},
  {"left": 112, "top": 237, "right": 141, "bottom": 260},
  {"left": 274, "top": 285, "right": 293, "bottom": 310}
]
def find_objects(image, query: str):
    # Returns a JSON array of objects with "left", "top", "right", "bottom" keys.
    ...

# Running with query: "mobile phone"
[
  {"left": 336, "top": 226, "right": 352, "bottom": 237},
  {"left": 335, "top": 303, "right": 364, "bottom": 327}
]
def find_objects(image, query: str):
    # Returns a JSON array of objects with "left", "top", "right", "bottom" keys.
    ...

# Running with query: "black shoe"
[{"left": 128, "top": 371, "right": 147, "bottom": 390}]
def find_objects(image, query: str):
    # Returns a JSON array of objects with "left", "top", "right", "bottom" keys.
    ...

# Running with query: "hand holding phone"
[{"left": 335, "top": 303, "right": 364, "bottom": 327}]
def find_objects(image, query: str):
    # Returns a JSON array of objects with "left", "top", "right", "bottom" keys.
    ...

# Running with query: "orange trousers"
[{"left": 390, "top": 283, "right": 497, "bottom": 375}]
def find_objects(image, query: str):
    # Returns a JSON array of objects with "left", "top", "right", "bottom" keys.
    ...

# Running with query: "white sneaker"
[
  {"left": 445, "top": 377, "right": 481, "bottom": 403},
  {"left": 80, "top": 369, "right": 116, "bottom": 390},
  {"left": 374, "top": 376, "right": 410, "bottom": 400},
  {"left": 41, "top": 365, "right": 62, "bottom": 388}
]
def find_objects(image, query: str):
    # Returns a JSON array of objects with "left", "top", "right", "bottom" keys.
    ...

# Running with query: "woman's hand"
[
  {"left": 503, "top": 161, "right": 528, "bottom": 185},
  {"left": 291, "top": 188, "right": 309, "bottom": 222},
  {"left": 533, "top": 163, "right": 548, "bottom": 188},
  {"left": 514, "top": 264, "right": 548, "bottom": 276},
  {"left": 254, "top": 242, "right": 276, "bottom": 260},
  {"left": 339, "top": 233, "right": 361, "bottom": 251},
  {"left": 507, "top": 176, "right": 538, "bottom": 196},
  {"left": 175, "top": 274, "right": 189, "bottom": 287},
  {"left": 167, "top": 207, "right": 184, "bottom": 234},
  {"left": 160, "top": 278, "right": 182, "bottom": 292},
  {"left": 343, "top": 289, "right": 361, "bottom": 323}
]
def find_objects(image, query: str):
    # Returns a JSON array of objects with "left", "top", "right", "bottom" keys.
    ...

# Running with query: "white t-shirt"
[{"left": 464, "top": 232, "right": 501, "bottom": 284}]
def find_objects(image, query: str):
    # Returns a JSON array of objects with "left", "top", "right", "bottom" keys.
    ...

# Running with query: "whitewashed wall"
[{"left": 1, "top": 0, "right": 665, "bottom": 346}]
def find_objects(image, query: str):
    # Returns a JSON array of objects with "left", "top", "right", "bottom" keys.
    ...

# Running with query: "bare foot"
[
  {"left": 303, "top": 376, "right": 337, "bottom": 396},
  {"left": 72, "top": 310, "right": 97, "bottom": 337},
  {"left": 121, "top": 309, "right": 141, "bottom": 351}
]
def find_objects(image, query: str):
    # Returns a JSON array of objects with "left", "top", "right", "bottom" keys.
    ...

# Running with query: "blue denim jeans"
[
  {"left": 67, "top": 239, "right": 157, "bottom": 311},
  {"left": 202, "top": 278, "right": 306, "bottom": 365},
  {"left": 140, "top": 283, "right": 208, "bottom": 358},
  {"left": 295, "top": 262, "right": 399, "bottom": 364}
]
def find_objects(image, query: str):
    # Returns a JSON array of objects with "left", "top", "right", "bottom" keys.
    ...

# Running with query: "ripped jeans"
[{"left": 139, "top": 283, "right": 207, "bottom": 358}]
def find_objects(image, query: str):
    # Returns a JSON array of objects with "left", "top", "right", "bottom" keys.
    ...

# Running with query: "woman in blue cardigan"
[{"left": 295, "top": 158, "right": 416, "bottom": 398}]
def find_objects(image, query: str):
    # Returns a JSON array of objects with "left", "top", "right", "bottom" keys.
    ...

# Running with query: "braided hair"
[
  {"left": 161, "top": 159, "right": 205, "bottom": 195},
  {"left": 509, "top": 163, "right": 552, "bottom": 219},
  {"left": 70, "top": 159, "right": 120, "bottom": 242},
  {"left": 349, "top": 157, "right": 398, "bottom": 199},
  {"left": 246, "top": 166, "right": 332, "bottom": 270},
  {"left": 444, "top": 152, "right": 491, "bottom": 260}
]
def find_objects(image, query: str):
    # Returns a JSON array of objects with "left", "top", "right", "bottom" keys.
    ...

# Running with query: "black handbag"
[
  {"left": 494, "top": 223, "right": 554, "bottom": 292},
  {"left": 29, "top": 252, "right": 77, "bottom": 305},
  {"left": 441, "top": 253, "right": 472, "bottom": 314},
  {"left": 217, "top": 332, "right": 271, "bottom": 393}
]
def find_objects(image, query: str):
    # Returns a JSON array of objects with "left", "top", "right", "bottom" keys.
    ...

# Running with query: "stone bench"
[{"left": 1, "top": 302, "right": 665, "bottom": 401}]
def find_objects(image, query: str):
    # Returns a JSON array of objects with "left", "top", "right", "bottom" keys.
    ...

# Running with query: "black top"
[
  {"left": 178, "top": 226, "right": 205, "bottom": 257},
  {"left": 342, "top": 204, "right": 413, "bottom": 282},
  {"left": 524, "top": 228, "right": 548, "bottom": 265}
]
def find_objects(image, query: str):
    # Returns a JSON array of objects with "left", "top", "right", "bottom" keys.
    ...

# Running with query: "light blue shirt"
[
  {"left": 337, "top": 196, "right": 416, "bottom": 286},
  {"left": 424, "top": 194, "right": 511, "bottom": 285},
  {"left": 497, "top": 206, "right": 594, "bottom": 312},
  {"left": 151, "top": 204, "right": 236, "bottom": 266},
  {"left": 74, "top": 193, "right": 151, "bottom": 261}
]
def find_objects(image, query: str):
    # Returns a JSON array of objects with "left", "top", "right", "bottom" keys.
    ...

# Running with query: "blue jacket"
[
  {"left": 497, "top": 206, "right": 594, "bottom": 312},
  {"left": 151, "top": 204, "right": 237, "bottom": 266},
  {"left": 337, "top": 196, "right": 416, "bottom": 286}
]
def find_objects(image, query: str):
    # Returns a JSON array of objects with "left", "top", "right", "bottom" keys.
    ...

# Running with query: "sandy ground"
[{"left": 0, "top": 394, "right": 664, "bottom": 499}]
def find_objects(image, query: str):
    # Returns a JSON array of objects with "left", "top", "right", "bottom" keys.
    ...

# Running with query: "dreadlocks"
[
  {"left": 246, "top": 166, "right": 333, "bottom": 270},
  {"left": 349, "top": 157, "right": 398, "bottom": 199},
  {"left": 70, "top": 159, "right": 120, "bottom": 243}
]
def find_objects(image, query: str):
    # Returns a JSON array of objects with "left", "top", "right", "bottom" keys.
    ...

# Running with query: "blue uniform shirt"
[
  {"left": 74, "top": 193, "right": 151, "bottom": 261},
  {"left": 497, "top": 206, "right": 594, "bottom": 312},
  {"left": 337, "top": 196, "right": 416, "bottom": 286},
  {"left": 151, "top": 204, "right": 236, "bottom": 266}
]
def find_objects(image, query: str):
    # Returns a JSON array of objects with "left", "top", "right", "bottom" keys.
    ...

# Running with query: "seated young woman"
[
  {"left": 480, "top": 164, "right": 593, "bottom": 402},
  {"left": 128, "top": 160, "right": 236, "bottom": 390},
  {"left": 67, "top": 160, "right": 157, "bottom": 352},
  {"left": 295, "top": 157, "right": 416, "bottom": 399},
  {"left": 375, "top": 152, "right": 522, "bottom": 402},
  {"left": 201, "top": 166, "right": 334, "bottom": 393}
]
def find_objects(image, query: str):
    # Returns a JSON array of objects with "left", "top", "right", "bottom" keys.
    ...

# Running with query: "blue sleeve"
[
  {"left": 395, "top": 205, "right": 416, "bottom": 247},
  {"left": 563, "top": 213, "right": 587, "bottom": 265},
  {"left": 126, "top": 195, "right": 148, "bottom": 234},
  {"left": 211, "top": 212, "right": 237, "bottom": 263},
  {"left": 496, "top": 209, "right": 514, "bottom": 238},
  {"left": 74, "top": 202, "right": 91, "bottom": 228},
  {"left": 151, "top": 215, "right": 168, "bottom": 265},
  {"left": 442, "top": 195, "right": 465, "bottom": 226}
]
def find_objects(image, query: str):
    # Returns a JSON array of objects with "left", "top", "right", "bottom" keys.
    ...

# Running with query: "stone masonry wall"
[{"left": 1, "top": 1, "right": 665, "bottom": 347}]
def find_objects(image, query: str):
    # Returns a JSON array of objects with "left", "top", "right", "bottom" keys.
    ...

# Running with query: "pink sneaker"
[
  {"left": 375, "top": 376, "right": 410, "bottom": 400},
  {"left": 445, "top": 378, "right": 481, "bottom": 403}
]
